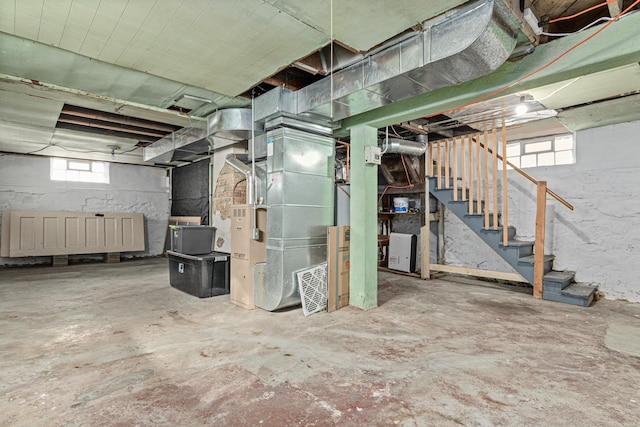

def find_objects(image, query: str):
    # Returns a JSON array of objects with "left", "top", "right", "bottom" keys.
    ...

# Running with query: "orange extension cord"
[
  {"left": 424, "top": 0, "right": 640, "bottom": 121},
  {"left": 547, "top": 0, "right": 617, "bottom": 24}
]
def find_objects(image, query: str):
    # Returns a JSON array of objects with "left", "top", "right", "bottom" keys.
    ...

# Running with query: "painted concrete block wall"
[
  {"left": 0, "top": 154, "right": 169, "bottom": 265},
  {"left": 443, "top": 119, "right": 640, "bottom": 302}
]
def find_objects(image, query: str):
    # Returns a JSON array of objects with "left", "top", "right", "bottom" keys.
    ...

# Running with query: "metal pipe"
[
  {"left": 379, "top": 135, "right": 428, "bottom": 156},
  {"left": 225, "top": 154, "right": 254, "bottom": 205},
  {"left": 381, "top": 127, "right": 390, "bottom": 154},
  {"left": 250, "top": 94, "right": 259, "bottom": 240}
]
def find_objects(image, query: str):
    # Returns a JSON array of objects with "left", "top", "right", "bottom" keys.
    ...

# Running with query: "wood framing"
[
  {"left": 429, "top": 264, "right": 528, "bottom": 283},
  {"left": 534, "top": 181, "right": 547, "bottom": 299}
]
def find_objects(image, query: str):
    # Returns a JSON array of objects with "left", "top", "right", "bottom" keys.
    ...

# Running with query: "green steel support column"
[{"left": 349, "top": 124, "right": 378, "bottom": 310}]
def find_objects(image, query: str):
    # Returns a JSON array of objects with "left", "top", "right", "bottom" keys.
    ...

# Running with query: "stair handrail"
[
  {"left": 428, "top": 129, "right": 573, "bottom": 300},
  {"left": 476, "top": 140, "right": 573, "bottom": 211}
]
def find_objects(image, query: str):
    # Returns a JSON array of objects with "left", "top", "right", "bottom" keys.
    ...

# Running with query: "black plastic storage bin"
[
  {"left": 170, "top": 225, "right": 216, "bottom": 255},
  {"left": 167, "top": 250, "right": 230, "bottom": 298}
]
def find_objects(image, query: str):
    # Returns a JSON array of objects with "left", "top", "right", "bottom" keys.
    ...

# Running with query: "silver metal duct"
[
  {"left": 381, "top": 135, "right": 428, "bottom": 156},
  {"left": 294, "top": 0, "right": 519, "bottom": 121},
  {"left": 144, "top": 108, "right": 252, "bottom": 163},
  {"left": 255, "top": 126, "right": 335, "bottom": 311},
  {"left": 224, "top": 155, "right": 255, "bottom": 205}
]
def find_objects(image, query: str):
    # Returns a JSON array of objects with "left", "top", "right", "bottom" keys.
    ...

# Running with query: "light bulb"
[{"left": 515, "top": 103, "right": 528, "bottom": 116}]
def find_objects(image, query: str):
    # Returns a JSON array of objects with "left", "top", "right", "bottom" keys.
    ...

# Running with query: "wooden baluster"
[
  {"left": 468, "top": 134, "right": 474, "bottom": 215},
  {"left": 483, "top": 129, "right": 490, "bottom": 229},
  {"left": 436, "top": 140, "right": 442, "bottom": 189},
  {"left": 461, "top": 136, "right": 467, "bottom": 201},
  {"left": 501, "top": 119, "right": 508, "bottom": 247},
  {"left": 452, "top": 137, "right": 458, "bottom": 201},
  {"left": 534, "top": 181, "right": 547, "bottom": 299},
  {"left": 492, "top": 125, "right": 498, "bottom": 230},
  {"left": 475, "top": 133, "right": 482, "bottom": 215},
  {"left": 444, "top": 139, "right": 450, "bottom": 189},
  {"left": 429, "top": 141, "right": 434, "bottom": 177}
]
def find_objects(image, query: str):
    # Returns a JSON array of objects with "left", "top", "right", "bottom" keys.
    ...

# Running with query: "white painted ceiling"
[
  {"left": 0, "top": 0, "right": 468, "bottom": 163},
  {"left": 0, "top": 0, "right": 638, "bottom": 164},
  {"left": 0, "top": 0, "right": 466, "bottom": 96}
]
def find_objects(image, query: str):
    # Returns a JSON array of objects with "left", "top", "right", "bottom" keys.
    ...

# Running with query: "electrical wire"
[
  {"left": 543, "top": 0, "right": 617, "bottom": 25},
  {"left": 391, "top": 125, "right": 404, "bottom": 139},
  {"left": 427, "top": 0, "right": 640, "bottom": 121},
  {"left": 330, "top": 0, "right": 334, "bottom": 120},
  {"left": 541, "top": 17, "right": 614, "bottom": 37},
  {"left": 378, "top": 154, "right": 414, "bottom": 204},
  {"left": 26, "top": 144, "right": 54, "bottom": 155},
  {"left": 26, "top": 144, "right": 141, "bottom": 156}
]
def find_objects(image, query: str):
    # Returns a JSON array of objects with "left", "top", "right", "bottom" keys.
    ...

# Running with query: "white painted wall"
[
  {"left": 443, "top": 119, "right": 640, "bottom": 302},
  {"left": 0, "top": 154, "right": 170, "bottom": 265}
]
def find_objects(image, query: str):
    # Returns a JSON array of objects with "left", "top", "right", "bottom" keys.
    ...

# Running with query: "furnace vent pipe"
[
  {"left": 380, "top": 135, "right": 428, "bottom": 157},
  {"left": 225, "top": 155, "right": 254, "bottom": 205}
]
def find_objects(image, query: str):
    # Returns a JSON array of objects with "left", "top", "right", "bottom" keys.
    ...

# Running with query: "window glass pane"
[
  {"left": 538, "top": 152, "right": 555, "bottom": 166},
  {"left": 555, "top": 150, "right": 574, "bottom": 165},
  {"left": 506, "top": 144, "right": 520, "bottom": 157},
  {"left": 92, "top": 162, "right": 105, "bottom": 173},
  {"left": 66, "top": 170, "right": 80, "bottom": 181},
  {"left": 68, "top": 161, "right": 91, "bottom": 171},
  {"left": 52, "top": 158, "right": 67, "bottom": 170},
  {"left": 507, "top": 156, "right": 520, "bottom": 169},
  {"left": 524, "top": 140, "right": 552, "bottom": 153},
  {"left": 50, "top": 157, "right": 109, "bottom": 183},
  {"left": 51, "top": 170, "right": 66, "bottom": 181},
  {"left": 521, "top": 154, "right": 537, "bottom": 168},
  {"left": 555, "top": 135, "right": 573, "bottom": 151}
]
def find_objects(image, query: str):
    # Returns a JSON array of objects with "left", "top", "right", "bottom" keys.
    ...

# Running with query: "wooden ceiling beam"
[
  {"left": 57, "top": 117, "right": 166, "bottom": 138},
  {"left": 61, "top": 106, "right": 179, "bottom": 133}
]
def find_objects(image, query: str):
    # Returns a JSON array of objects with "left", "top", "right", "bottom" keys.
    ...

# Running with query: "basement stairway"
[{"left": 426, "top": 132, "right": 597, "bottom": 307}]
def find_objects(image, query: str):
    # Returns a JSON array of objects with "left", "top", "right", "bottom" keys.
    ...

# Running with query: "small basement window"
[
  {"left": 500, "top": 133, "right": 575, "bottom": 169},
  {"left": 50, "top": 158, "right": 110, "bottom": 183}
]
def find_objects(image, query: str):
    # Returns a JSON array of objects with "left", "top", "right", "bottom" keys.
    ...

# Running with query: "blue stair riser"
[
  {"left": 543, "top": 290, "right": 593, "bottom": 307},
  {"left": 429, "top": 177, "right": 595, "bottom": 306},
  {"left": 430, "top": 176, "right": 552, "bottom": 284}
]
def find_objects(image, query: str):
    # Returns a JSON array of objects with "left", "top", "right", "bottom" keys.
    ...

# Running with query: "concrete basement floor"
[{"left": 1, "top": 258, "right": 640, "bottom": 426}]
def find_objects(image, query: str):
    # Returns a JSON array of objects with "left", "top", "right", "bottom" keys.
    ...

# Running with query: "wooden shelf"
[{"left": 378, "top": 211, "right": 421, "bottom": 216}]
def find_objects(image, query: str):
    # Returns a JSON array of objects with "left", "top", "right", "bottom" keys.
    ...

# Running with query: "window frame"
[
  {"left": 50, "top": 157, "right": 110, "bottom": 184},
  {"left": 501, "top": 133, "right": 575, "bottom": 170}
]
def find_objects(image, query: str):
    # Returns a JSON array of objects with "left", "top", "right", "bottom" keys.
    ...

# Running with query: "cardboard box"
[{"left": 327, "top": 226, "right": 350, "bottom": 312}]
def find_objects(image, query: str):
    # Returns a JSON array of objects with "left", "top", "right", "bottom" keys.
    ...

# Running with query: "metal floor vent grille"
[{"left": 296, "top": 263, "right": 328, "bottom": 316}]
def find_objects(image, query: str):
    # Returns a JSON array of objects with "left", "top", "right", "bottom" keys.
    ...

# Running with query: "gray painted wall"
[
  {"left": 0, "top": 154, "right": 170, "bottom": 265},
  {"left": 442, "top": 119, "right": 640, "bottom": 302}
]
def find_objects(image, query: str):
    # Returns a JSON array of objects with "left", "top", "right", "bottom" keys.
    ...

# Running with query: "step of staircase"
[
  {"left": 543, "top": 283, "right": 597, "bottom": 307},
  {"left": 428, "top": 176, "right": 598, "bottom": 307},
  {"left": 543, "top": 271, "right": 574, "bottom": 291}
]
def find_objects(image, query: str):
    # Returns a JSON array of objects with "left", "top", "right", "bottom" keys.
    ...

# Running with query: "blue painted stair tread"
[
  {"left": 543, "top": 283, "right": 596, "bottom": 307},
  {"left": 428, "top": 175, "right": 597, "bottom": 306},
  {"left": 543, "top": 271, "right": 574, "bottom": 290}
]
